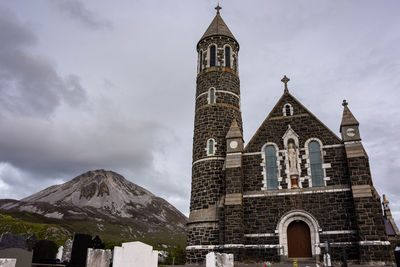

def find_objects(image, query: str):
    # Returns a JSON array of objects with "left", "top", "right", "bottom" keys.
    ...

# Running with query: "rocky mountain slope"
[{"left": 0, "top": 170, "right": 187, "bottom": 246}]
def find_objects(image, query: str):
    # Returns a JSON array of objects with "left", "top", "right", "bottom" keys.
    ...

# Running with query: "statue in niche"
[{"left": 287, "top": 139, "right": 299, "bottom": 188}]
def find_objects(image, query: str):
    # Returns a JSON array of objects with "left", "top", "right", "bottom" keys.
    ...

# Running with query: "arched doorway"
[{"left": 287, "top": 221, "right": 312, "bottom": 258}]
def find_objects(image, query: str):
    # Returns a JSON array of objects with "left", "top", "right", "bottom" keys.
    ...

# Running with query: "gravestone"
[
  {"left": 61, "top": 239, "right": 72, "bottom": 262},
  {"left": 0, "top": 233, "right": 26, "bottom": 250},
  {"left": 91, "top": 236, "right": 104, "bottom": 249},
  {"left": 86, "top": 248, "right": 111, "bottom": 267},
  {"left": 0, "top": 233, "right": 33, "bottom": 267},
  {"left": 56, "top": 246, "right": 63, "bottom": 260},
  {"left": 69, "top": 234, "right": 92, "bottom": 267},
  {"left": 32, "top": 240, "right": 58, "bottom": 262},
  {"left": 0, "top": 259, "right": 17, "bottom": 267},
  {"left": 113, "top": 241, "right": 158, "bottom": 267},
  {"left": 0, "top": 249, "right": 32, "bottom": 267},
  {"left": 206, "top": 252, "right": 234, "bottom": 267}
]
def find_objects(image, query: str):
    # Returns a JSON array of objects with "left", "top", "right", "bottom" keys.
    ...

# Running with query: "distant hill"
[{"left": 0, "top": 169, "right": 187, "bottom": 247}]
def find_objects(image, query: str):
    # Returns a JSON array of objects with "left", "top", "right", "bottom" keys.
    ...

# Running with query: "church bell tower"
[{"left": 186, "top": 5, "right": 243, "bottom": 264}]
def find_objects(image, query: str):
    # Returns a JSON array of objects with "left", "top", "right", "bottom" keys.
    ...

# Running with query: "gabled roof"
[
  {"left": 245, "top": 91, "right": 342, "bottom": 151},
  {"left": 200, "top": 12, "right": 237, "bottom": 42}
]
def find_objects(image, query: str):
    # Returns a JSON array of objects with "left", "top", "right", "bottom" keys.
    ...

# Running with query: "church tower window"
[
  {"left": 309, "top": 141, "right": 324, "bottom": 187},
  {"left": 225, "top": 46, "right": 231, "bottom": 68},
  {"left": 208, "top": 88, "right": 215, "bottom": 104},
  {"left": 265, "top": 145, "right": 278, "bottom": 189},
  {"left": 206, "top": 138, "right": 216, "bottom": 156},
  {"left": 209, "top": 45, "right": 216, "bottom": 67}
]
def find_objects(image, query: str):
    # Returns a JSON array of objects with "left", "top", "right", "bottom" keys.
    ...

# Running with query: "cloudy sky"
[{"left": 0, "top": 1, "right": 399, "bottom": 224}]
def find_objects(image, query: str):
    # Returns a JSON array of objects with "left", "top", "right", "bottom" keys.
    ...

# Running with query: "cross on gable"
[
  {"left": 281, "top": 75, "right": 290, "bottom": 93},
  {"left": 342, "top": 100, "right": 348, "bottom": 107}
]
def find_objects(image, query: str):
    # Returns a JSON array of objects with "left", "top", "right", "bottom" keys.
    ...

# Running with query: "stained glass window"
[
  {"left": 309, "top": 141, "right": 324, "bottom": 187},
  {"left": 265, "top": 145, "right": 278, "bottom": 189}
]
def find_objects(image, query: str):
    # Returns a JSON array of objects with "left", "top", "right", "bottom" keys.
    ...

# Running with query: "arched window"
[
  {"left": 225, "top": 46, "right": 231, "bottom": 68},
  {"left": 199, "top": 50, "right": 203, "bottom": 72},
  {"left": 207, "top": 139, "right": 215, "bottom": 155},
  {"left": 208, "top": 88, "right": 215, "bottom": 104},
  {"left": 309, "top": 141, "right": 324, "bottom": 187},
  {"left": 209, "top": 45, "right": 216, "bottom": 67},
  {"left": 283, "top": 103, "right": 293, "bottom": 116},
  {"left": 265, "top": 145, "right": 278, "bottom": 189}
]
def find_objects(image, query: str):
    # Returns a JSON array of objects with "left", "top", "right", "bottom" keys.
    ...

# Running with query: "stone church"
[{"left": 187, "top": 6, "right": 399, "bottom": 265}]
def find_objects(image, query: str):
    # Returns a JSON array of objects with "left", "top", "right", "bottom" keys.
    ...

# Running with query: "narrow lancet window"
[
  {"left": 265, "top": 145, "right": 278, "bottom": 189},
  {"left": 309, "top": 141, "right": 324, "bottom": 186},
  {"left": 209, "top": 88, "right": 215, "bottom": 104},
  {"left": 199, "top": 50, "right": 203, "bottom": 72},
  {"left": 208, "top": 139, "right": 215, "bottom": 155},
  {"left": 285, "top": 105, "right": 291, "bottom": 116},
  {"left": 210, "top": 45, "right": 216, "bottom": 67},
  {"left": 225, "top": 46, "right": 231, "bottom": 68}
]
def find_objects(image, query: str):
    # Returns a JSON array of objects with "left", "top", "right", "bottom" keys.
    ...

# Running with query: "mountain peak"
[{"left": 20, "top": 170, "right": 158, "bottom": 218}]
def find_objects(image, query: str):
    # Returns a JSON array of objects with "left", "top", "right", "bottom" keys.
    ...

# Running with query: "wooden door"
[{"left": 287, "top": 221, "right": 312, "bottom": 258}]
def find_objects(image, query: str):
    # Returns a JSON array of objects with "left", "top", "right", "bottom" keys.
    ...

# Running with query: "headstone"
[
  {"left": 0, "top": 233, "right": 27, "bottom": 250},
  {"left": 0, "top": 259, "right": 17, "bottom": 267},
  {"left": 32, "top": 240, "right": 58, "bottom": 262},
  {"left": 86, "top": 248, "right": 111, "bottom": 267},
  {"left": 206, "top": 252, "right": 234, "bottom": 267},
  {"left": 56, "top": 246, "right": 64, "bottom": 260},
  {"left": 70, "top": 234, "right": 92, "bottom": 267},
  {"left": 91, "top": 236, "right": 104, "bottom": 249},
  {"left": 62, "top": 239, "right": 72, "bottom": 262},
  {"left": 0, "top": 248, "right": 32, "bottom": 267},
  {"left": 113, "top": 241, "right": 158, "bottom": 267}
]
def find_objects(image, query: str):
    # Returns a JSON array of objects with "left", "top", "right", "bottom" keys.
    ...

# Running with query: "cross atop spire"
[
  {"left": 215, "top": 4, "right": 222, "bottom": 14},
  {"left": 342, "top": 99, "right": 348, "bottom": 107},
  {"left": 281, "top": 75, "right": 290, "bottom": 93}
]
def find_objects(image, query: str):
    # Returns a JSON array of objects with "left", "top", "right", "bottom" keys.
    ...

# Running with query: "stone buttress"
[{"left": 186, "top": 6, "right": 243, "bottom": 264}]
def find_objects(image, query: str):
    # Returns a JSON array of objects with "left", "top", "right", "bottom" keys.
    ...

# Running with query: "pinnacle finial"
[
  {"left": 215, "top": 4, "right": 222, "bottom": 14},
  {"left": 281, "top": 75, "right": 290, "bottom": 93},
  {"left": 342, "top": 99, "right": 348, "bottom": 107}
]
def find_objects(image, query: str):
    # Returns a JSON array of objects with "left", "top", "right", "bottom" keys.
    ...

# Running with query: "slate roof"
[{"left": 201, "top": 13, "right": 237, "bottom": 41}]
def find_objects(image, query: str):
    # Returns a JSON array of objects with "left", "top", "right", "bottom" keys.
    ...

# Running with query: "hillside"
[{"left": 0, "top": 170, "right": 187, "bottom": 247}]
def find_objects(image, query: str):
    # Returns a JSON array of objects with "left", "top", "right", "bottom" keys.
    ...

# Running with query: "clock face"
[
  {"left": 346, "top": 128, "right": 356, "bottom": 137},
  {"left": 230, "top": 140, "right": 238, "bottom": 149}
]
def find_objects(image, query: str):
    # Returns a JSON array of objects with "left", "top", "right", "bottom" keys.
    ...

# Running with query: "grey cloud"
[
  {"left": 52, "top": 0, "right": 112, "bottom": 30},
  {"left": 0, "top": 7, "right": 87, "bottom": 117}
]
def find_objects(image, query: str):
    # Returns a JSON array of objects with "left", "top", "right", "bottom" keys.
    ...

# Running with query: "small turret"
[
  {"left": 382, "top": 194, "right": 400, "bottom": 236},
  {"left": 340, "top": 100, "right": 361, "bottom": 142}
]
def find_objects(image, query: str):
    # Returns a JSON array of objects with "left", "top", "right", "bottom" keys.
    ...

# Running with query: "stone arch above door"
[{"left": 276, "top": 210, "right": 321, "bottom": 257}]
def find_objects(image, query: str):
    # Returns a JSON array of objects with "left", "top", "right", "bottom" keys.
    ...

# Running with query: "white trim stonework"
[
  {"left": 282, "top": 103, "right": 294, "bottom": 116},
  {"left": 282, "top": 125, "right": 301, "bottom": 188},
  {"left": 243, "top": 186, "right": 351, "bottom": 198},
  {"left": 276, "top": 210, "right": 321, "bottom": 257},
  {"left": 192, "top": 157, "right": 225, "bottom": 166},
  {"left": 205, "top": 138, "right": 217, "bottom": 156},
  {"left": 197, "top": 89, "right": 240, "bottom": 100}
]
